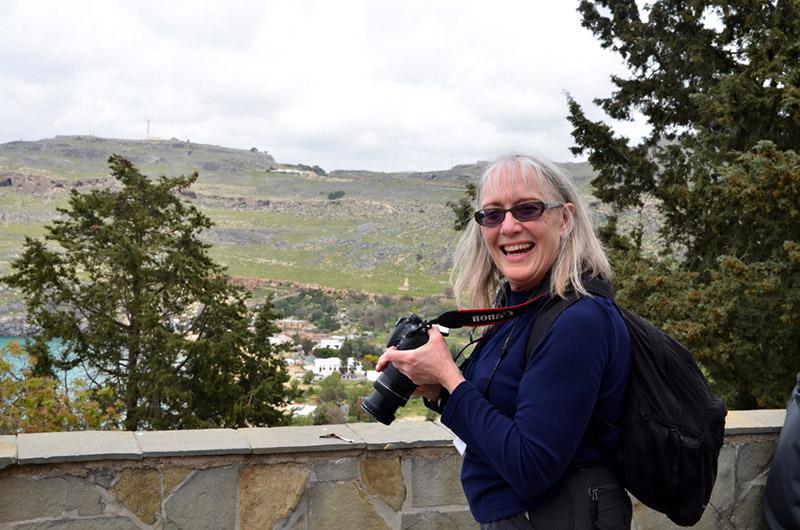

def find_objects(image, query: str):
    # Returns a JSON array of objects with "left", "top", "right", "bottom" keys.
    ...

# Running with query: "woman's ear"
[{"left": 560, "top": 203, "right": 575, "bottom": 239}]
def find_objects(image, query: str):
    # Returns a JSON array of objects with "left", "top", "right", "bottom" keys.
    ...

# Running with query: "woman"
[{"left": 377, "top": 154, "right": 632, "bottom": 528}]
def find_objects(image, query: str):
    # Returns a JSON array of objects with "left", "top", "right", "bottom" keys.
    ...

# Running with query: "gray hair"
[{"left": 449, "top": 154, "right": 611, "bottom": 308}]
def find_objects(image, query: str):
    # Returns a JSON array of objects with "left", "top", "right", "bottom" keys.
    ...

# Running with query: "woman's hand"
[{"left": 376, "top": 326, "right": 465, "bottom": 393}]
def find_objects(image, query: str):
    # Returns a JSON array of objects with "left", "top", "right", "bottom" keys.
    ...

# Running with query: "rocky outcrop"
[
  {"left": 0, "top": 172, "right": 114, "bottom": 195},
  {"left": 0, "top": 316, "right": 35, "bottom": 337}
]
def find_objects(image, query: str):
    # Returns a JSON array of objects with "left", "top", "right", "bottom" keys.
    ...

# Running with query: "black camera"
[{"left": 360, "top": 314, "right": 430, "bottom": 425}]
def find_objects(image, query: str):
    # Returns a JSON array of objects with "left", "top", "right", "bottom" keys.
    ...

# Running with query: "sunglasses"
[{"left": 473, "top": 201, "right": 563, "bottom": 227}]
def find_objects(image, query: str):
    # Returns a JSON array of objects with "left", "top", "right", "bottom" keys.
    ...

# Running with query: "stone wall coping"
[
  {"left": 0, "top": 409, "right": 785, "bottom": 470},
  {"left": 241, "top": 424, "right": 367, "bottom": 453},
  {"left": 16, "top": 430, "right": 142, "bottom": 465},
  {"left": 134, "top": 428, "right": 251, "bottom": 457},
  {"left": 724, "top": 409, "right": 785, "bottom": 434},
  {"left": 348, "top": 420, "right": 454, "bottom": 450}
]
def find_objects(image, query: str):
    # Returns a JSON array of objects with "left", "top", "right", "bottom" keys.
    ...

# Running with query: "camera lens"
[
  {"left": 360, "top": 314, "right": 428, "bottom": 425},
  {"left": 361, "top": 363, "right": 417, "bottom": 425}
]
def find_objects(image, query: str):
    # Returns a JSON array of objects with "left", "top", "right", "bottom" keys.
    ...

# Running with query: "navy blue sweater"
[{"left": 437, "top": 289, "right": 631, "bottom": 523}]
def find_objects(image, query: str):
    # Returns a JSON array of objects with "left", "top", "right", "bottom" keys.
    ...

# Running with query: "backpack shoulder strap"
[
  {"left": 526, "top": 293, "right": 580, "bottom": 361},
  {"left": 525, "top": 276, "right": 614, "bottom": 362}
]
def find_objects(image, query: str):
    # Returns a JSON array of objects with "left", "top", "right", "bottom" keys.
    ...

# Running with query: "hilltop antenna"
[{"left": 146, "top": 119, "right": 150, "bottom": 139}]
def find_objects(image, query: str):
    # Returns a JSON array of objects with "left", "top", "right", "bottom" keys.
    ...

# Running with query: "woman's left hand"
[{"left": 376, "top": 326, "right": 465, "bottom": 393}]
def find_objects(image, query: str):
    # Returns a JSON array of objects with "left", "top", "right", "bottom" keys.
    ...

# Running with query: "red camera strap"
[{"left": 428, "top": 292, "right": 548, "bottom": 329}]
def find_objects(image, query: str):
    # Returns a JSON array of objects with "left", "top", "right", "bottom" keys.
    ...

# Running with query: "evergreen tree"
[
  {"left": 568, "top": 1, "right": 800, "bottom": 407},
  {"left": 446, "top": 183, "right": 477, "bottom": 231},
  {"left": 2, "top": 156, "right": 298, "bottom": 430}
]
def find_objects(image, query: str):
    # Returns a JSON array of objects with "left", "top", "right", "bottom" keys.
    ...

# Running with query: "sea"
[{"left": 1, "top": 335, "right": 88, "bottom": 384}]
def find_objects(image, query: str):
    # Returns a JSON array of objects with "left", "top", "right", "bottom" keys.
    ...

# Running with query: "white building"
[
  {"left": 304, "top": 356, "right": 366, "bottom": 378},
  {"left": 317, "top": 336, "right": 345, "bottom": 350},
  {"left": 345, "top": 357, "right": 365, "bottom": 375},
  {"left": 312, "top": 357, "right": 341, "bottom": 375}
]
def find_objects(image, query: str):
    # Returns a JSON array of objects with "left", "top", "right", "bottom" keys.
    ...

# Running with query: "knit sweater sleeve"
[{"left": 440, "top": 298, "right": 618, "bottom": 499}]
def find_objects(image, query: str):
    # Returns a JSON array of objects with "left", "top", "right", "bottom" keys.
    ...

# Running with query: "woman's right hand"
[{"left": 376, "top": 326, "right": 465, "bottom": 393}]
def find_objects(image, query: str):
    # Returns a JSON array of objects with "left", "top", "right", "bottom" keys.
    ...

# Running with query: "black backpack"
[{"left": 527, "top": 277, "right": 727, "bottom": 527}]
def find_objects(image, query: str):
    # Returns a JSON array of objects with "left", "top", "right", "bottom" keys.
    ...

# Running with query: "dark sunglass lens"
[
  {"left": 513, "top": 202, "right": 544, "bottom": 221},
  {"left": 476, "top": 209, "right": 503, "bottom": 226}
]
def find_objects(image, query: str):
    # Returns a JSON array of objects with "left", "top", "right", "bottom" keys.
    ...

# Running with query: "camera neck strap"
[{"left": 427, "top": 292, "right": 548, "bottom": 329}]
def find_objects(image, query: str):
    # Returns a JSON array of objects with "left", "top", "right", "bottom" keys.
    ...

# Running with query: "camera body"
[{"left": 360, "top": 314, "right": 430, "bottom": 425}]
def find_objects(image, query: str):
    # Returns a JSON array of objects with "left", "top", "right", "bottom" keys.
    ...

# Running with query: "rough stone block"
[
  {"left": 13, "top": 517, "right": 141, "bottom": 529},
  {"left": 240, "top": 424, "right": 365, "bottom": 454},
  {"left": 348, "top": 421, "right": 454, "bottom": 450},
  {"left": 736, "top": 439, "right": 776, "bottom": 484},
  {"left": 165, "top": 465, "right": 239, "bottom": 530},
  {"left": 0, "top": 475, "right": 104, "bottom": 522},
  {"left": 163, "top": 466, "right": 191, "bottom": 496},
  {"left": 134, "top": 428, "right": 250, "bottom": 457},
  {"left": 307, "top": 481, "right": 389, "bottom": 530},
  {"left": 410, "top": 453, "right": 466, "bottom": 507},
  {"left": 16, "top": 431, "right": 141, "bottom": 464},
  {"left": 112, "top": 468, "right": 160, "bottom": 524},
  {"left": 90, "top": 468, "right": 118, "bottom": 489},
  {"left": 400, "top": 510, "right": 478, "bottom": 530},
  {"left": 313, "top": 456, "right": 359, "bottom": 482},
  {"left": 239, "top": 463, "right": 309, "bottom": 530},
  {"left": 0, "top": 435, "right": 16, "bottom": 469},
  {"left": 732, "top": 483, "right": 768, "bottom": 530},
  {"left": 709, "top": 443, "right": 737, "bottom": 512},
  {"left": 360, "top": 455, "right": 406, "bottom": 510}
]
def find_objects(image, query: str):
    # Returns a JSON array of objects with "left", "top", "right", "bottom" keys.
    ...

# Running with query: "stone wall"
[{"left": 0, "top": 410, "right": 786, "bottom": 530}]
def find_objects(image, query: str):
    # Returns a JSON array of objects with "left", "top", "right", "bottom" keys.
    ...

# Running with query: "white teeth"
[{"left": 502, "top": 243, "right": 534, "bottom": 254}]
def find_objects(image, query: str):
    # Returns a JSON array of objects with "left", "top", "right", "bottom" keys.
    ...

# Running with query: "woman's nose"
[{"left": 499, "top": 211, "right": 523, "bottom": 235}]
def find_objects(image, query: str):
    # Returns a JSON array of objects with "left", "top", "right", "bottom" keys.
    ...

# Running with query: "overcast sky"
[{"left": 1, "top": 1, "right": 648, "bottom": 172}]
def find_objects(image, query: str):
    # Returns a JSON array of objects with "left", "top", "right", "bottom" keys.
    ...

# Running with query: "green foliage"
[
  {"left": 294, "top": 163, "right": 326, "bottom": 176},
  {"left": 570, "top": 0, "right": 800, "bottom": 265},
  {"left": 313, "top": 402, "right": 347, "bottom": 425},
  {"left": 361, "top": 354, "right": 378, "bottom": 370},
  {"left": 446, "top": 182, "right": 477, "bottom": 231},
  {"left": 572, "top": 1, "right": 800, "bottom": 408},
  {"left": 396, "top": 396, "right": 436, "bottom": 421},
  {"left": 313, "top": 347, "right": 340, "bottom": 359},
  {"left": 608, "top": 244, "right": 799, "bottom": 409},
  {"left": 274, "top": 289, "right": 340, "bottom": 332},
  {"left": 327, "top": 190, "right": 345, "bottom": 200},
  {"left": 339, "top": 336, "right": 381, "bottom": 359},
  {"left": 317, "top": 371, "right": 346, "bottom": 403},
  {"left": 302, "top": 369, "right": 315, "bottom": 384},
  {"left": 290, "top": 414, "right": 314, "bottom": 426},
  {"left": 0, "top": 341, "right": 121, "bottom": 433},
  {"left": 1, "top": 156, "right": 299, "bottom": 430},
  {"left": 344, "top": 379, "right": 378, "bottom": 423},
  {"left": 291, "top": 334, "right": 316, "bottom": 355}
]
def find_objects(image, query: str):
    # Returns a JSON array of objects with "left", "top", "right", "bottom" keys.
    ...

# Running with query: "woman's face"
[{"left": 479, "top": 167, "right": 574, "bottom": 291}]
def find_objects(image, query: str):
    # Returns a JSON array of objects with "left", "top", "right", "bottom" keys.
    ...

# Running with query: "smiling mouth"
[{"left": 501, "top": 242, "right": 535, "bottom": 255}]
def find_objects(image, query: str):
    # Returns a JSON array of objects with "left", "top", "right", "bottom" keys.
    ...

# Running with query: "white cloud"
[{"left": 0, "top": 0, "right": 649, "bottom": 171}]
